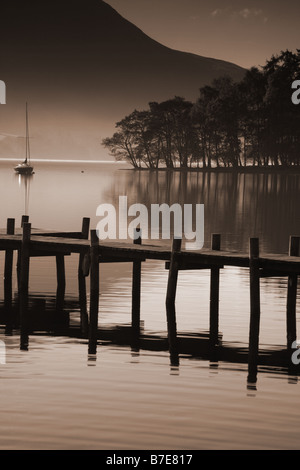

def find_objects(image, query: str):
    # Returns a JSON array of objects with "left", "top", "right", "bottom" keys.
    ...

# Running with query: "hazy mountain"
[{"left": 0, "top": 0, "right": 246, "bottom": 160}]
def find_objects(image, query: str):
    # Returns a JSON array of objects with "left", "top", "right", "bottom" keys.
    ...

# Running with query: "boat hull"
[{"left": 14, "top": 163, "right": 34, "bottom": 175}]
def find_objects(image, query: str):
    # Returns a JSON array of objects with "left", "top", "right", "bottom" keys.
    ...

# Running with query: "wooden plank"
[
  {"left": 0, "top": 229, "right": 82, "bottom": 238},
  {"left": 0, "top": 232, "right": 300, "bottom": 272},
  {"left": 24, "top": 235, "right": 90, "bottom": 254},
  {"left": 97, "top": 242, "right": 172, "bottom": 261},
  {"left": 259, "top": 255, "right": 300, "bottom": 273},
  {"left": 165, "top": 261, "right": 224, "bottom": 270},
  {"left": 34, "top": 231, "right": 83, "bottom": 238},
  {"left": 259, "top": 269, "right": 292, "bottom": 278},
  {"left": 179, "top": 249, "right": 250, "bottom": 268},
  {"left": 100, "top": 256, "right": 146, "bottom": 263},
  {"left": 0, "top": 235, "right": 22, "bottom": 250}
]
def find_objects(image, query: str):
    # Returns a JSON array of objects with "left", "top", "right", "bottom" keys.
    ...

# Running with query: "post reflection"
[{"left": 107, "top": 169, "right": 300, "bottom": 253}]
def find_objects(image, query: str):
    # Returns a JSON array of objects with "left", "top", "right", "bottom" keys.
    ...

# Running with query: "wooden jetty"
[{"left": 0, "top": 216, "right": 299, "bottom": 383}]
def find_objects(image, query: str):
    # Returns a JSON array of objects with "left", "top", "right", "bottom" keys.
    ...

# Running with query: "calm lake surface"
[{"left": 0, "top": 160, "right": 299, "bottom": 450}]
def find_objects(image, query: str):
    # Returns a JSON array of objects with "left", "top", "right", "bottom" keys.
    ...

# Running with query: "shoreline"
[{"left": 127, "top": 166, "right": 300, "bottom": 174}]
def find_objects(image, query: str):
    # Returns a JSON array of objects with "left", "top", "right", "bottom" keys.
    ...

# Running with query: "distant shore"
[
  {"left": 1, "top": 159, "right": 299, "bottom": 173},
  {"left": 128, "top": 166, "right": 300, "bottom": 173}
]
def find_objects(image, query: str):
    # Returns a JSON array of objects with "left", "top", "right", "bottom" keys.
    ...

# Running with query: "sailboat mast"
[
  {"left": 14, "top": 101, "right": 34, "bottom": 174},
  {"left": 25, "top": 102, "right": 30, "bottom": 164}
]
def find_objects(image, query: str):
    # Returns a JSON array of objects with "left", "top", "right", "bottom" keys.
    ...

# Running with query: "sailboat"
[{"left": 14, "top": 103, "right": 34, "bottom": 175}]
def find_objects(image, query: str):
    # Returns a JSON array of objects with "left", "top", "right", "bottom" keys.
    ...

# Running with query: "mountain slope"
[{"left": 0, "top": 0, "right": 246, "bottom": 159}]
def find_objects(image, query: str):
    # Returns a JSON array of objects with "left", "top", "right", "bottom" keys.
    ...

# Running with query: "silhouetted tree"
[
  {"left": 103, "top": 50, "right": 300, "bottom": 169},
  {"left": 262, "top": 50, "right": 300, "bottom": 166},
  {"left": 238, "top": 66, "right": 267, "bottom": 166},
  {"left": 148, "top": 97, "right": 195, "bottom": 168}
]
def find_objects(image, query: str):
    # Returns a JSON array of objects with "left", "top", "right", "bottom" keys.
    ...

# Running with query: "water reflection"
[
  {"left": 107, "top": 170, "right": 300, "bottom": 253},
  {"left": 16, "top": 173, "right": 33, "bottom": 216},
  {"left": 1, "top": 165, "right": 299, "bottom": 387},
  {"left": 87, "top": 354, "right": 97, "bottom": 366},
  {"left": 1, "top": 164, "right": 300, "bottom": 450},
  {"left": 1, "top": 290, "right": 299, "bottom": 383}
]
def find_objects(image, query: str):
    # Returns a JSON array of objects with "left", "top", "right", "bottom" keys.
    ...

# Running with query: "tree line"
[{"left": 102, "top": 50, "right": 300, "bottom": 169}]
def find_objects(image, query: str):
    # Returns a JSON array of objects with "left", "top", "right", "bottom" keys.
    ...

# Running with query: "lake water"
[{"left": 0, "top": 161, "right": 299, "bottom": 450}]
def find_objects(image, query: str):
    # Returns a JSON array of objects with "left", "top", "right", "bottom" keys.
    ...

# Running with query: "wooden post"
[
  {"left": 55, "top": 254, "right": 66, "bottom": 315},
  {"left": 17, "top": 215, "right": 30, "bottom": 289},
  {"left": 4, "top": 219, "right": 15, "bottom": 330},
  {"left": 19, "top": 222, "right": 31, "bottom": 350},
  {"left": 165, "top": 237, "right": 182, "bottom": 365},
  {"left": 88, "top": 230, "right": 100, "bottom": 355},
  {"left": 286, "top": 236, "right": 300, "bottom": 351},
  {"left": 21, "top": 215, "right": 29, "bottom": 227},
  {"left": 209, "top": 234, "right": 221, "bottom": 347},
  {"left": 81, "top": 218, "right": 90, "bottom": 240},
  {"left": 78, "top": 217, "right": 90, "bottom": 335},
  {"left": 132, "top": 228, "right": 142, "bottom": 339},
  {"left": 248, "top": 238, "right": 261, "bottom": 383}
]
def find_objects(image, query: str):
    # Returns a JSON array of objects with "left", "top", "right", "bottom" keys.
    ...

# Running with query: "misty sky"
[{"left": 105, "top": 0, "right": 299, "bottom": 69}]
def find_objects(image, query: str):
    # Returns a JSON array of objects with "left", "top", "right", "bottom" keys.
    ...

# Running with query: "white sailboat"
[{"left": 14, "top": 103, "right": 34, "bottom": 175}]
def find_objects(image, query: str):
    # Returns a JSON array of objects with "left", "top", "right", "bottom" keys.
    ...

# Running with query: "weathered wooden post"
[
  {"left": 21, "top": 215, "right": 29, "bottom": 227},
  {"left": 248, "top": 238, "right": 261, "bottom": 383},
  {"left": 4, "top": 219, "right": 15, "bottom": 330},
  {"left": 166, "top": 237, "right": 182, "bottom": 365},
  {"left": 286, "top": 236, "right": 300, "bottom": 351},
  {"left": 55, "top": 254, "right": 66, "bottom": 315},
  {"left": 88, "top": 230, "right": 100, "bottom": 355},
  {"left": 209, "top": 234, "right": 221, "bottom": 348},
  {"left": 17, "top": 215, "right": 30, "bottom": 289},
  {"left": 19, "top": 222, "right": 31, "bottom": 350},
  {"left": 78, "top": 217, "right": 90, "bottom": 335},
  {"left": 132, "top": 228, "right": 142, "bottom": 339}
]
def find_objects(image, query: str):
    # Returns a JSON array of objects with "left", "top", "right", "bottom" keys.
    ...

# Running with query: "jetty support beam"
[
  {"left": 165, "top": 237, "right": 181, "bottom": 365},
  {"left": 286, "top": 236, "right": 300, "bottom": 351},
  {"left": 19, "top": 222, "right": 31, "bottom": 350},
  {"left": 209, "top": 234, "right": 221, "bottom": 348},
  {"left": 88, "top": 230, "right": 100, "bottom": 355},
  {"left": 78, "top": 217, "right": 90, "bottom": 335},
  {"left": 132, "top": 228, "right": 142, "bottom": 342},
  {"left": 4, "top": 218, "right": 15, "bottom": 331},
  {"left": 248, "top": 238, "right": 261, "bottom": 384}
]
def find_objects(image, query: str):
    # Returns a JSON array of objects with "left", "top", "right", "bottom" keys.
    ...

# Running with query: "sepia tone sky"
[
  {"left": 1, "top": 0, "right": 299, "bottom": 160},
  {"left": 105, "top": 0, "right": 299, "bottom": 69}
]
